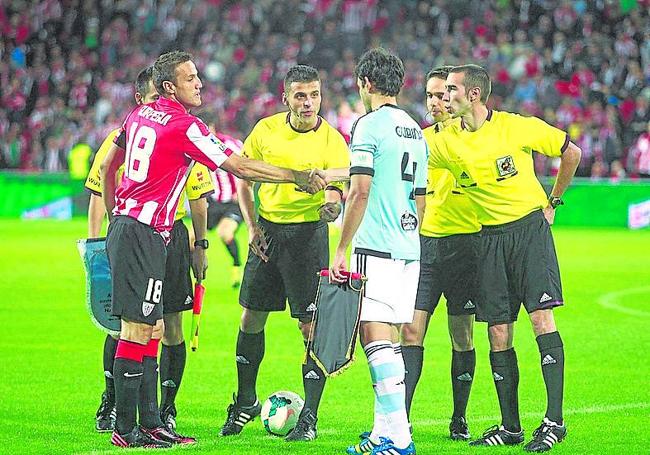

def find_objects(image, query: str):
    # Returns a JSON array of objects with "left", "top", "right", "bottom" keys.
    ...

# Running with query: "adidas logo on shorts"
[
  {"left": 539, "top": 293, "right": 553, "bottom": 303},
  {"left": 162, "top": 379, "right": 177, "bottom": 388},
  {"left": 464, "top": 300, "right": 475, "bottom": 309},
  {"left": 457, "top": 372, "right": 473, "bottom": 382},
  {"left": 493, "top": 372, "right": 504, "bottom": 381},
  {"left": 306, "top": 302, "right": 317, "bottom": 312},
  {"left": 542, "top": 354, "right": 557, "bottom": 365}
]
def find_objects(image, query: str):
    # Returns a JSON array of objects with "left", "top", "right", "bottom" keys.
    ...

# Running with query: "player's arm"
[
  {"left": 331, "top": 174, "right": 371, "bottom": 282},
  {"left": 236, "top": 178, "right": 269, "bottom": 262},
  {"left": 88, "top": 194, "right": 106, "bottom": 237},
  {"left": 545, "top": 141, "right": 581, "bottom": 224},
  {"left": 184, "top": 122, "right": 325, "bottom": 192},
  {"left": 100, "top": 142, "right": 125, "bottom": 220},
  {"left": 221, "top": 154, "right": 325, "bottom": 192},
  {"left": 189, "top": 197, "right": 209, "bottom": 281},
  {"left": 416, "top": 195, "right": 426, "bottom": 227}
]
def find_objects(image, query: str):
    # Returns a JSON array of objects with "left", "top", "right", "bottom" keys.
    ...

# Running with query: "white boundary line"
[{"left": 597, "top": 286, "right": 650, "bottom": 317}]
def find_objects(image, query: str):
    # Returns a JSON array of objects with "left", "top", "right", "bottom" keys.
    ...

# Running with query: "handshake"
[{"left": 293, "top": 168, "right": 349, "bottom": 194}]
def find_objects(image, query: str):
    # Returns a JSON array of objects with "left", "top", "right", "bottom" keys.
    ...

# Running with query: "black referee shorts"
[
  {"left": 477, "top": 210, "right": 563, "bottom": 325},
  {"left": 414, "top": 233, "right": 479, "bottom": 316},
  {"left": 163, "top": 220, "right": 194, "bottom": 314},
  {"left": 106, "top": 216, "right": 166, "bottom": 325},
  {"left": 239, "top": 216, "right": 329, "bottom": 321}
]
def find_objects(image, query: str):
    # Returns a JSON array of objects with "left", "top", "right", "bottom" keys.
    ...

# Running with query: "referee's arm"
[{"left": 545, "top": 141, "right": 581, "bottom": 224}]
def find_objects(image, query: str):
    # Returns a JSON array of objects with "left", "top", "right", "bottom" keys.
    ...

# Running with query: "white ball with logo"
[{"left": 260, "top": 391, "right": 304, "bottom": 436}]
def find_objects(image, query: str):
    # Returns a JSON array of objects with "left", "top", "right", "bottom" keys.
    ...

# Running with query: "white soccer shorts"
[{"left": 351, "top": 253, "right": 420, "bottom": 324}]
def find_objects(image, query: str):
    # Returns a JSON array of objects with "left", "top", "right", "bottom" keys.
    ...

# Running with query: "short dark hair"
[
  {"left": 153, "top": 50, "right": 192, "bottom": 95},
  {"left": 355, "top": 48, "right": 404, "bottom": 97},
  {"left": 426, "top": 65, "right": 454, "bottom": 82},
  {"left": 449, "top": 64, "right": 491, "bottom": 103},
  {"left": 284, "top": 65, "right": 320, "bottom": 91},
  {"left": 135, "top": 66, "right": 154, "bottom": 97}
]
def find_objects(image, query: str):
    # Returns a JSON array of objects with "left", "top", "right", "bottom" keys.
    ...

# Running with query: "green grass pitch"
[{"left": 0, "top": 219, "right": 649, "bottom": 454}]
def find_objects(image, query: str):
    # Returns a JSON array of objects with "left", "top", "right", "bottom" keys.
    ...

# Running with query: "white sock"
[{"left": 365, "top": 340, "right": 412, "bottom": 449}]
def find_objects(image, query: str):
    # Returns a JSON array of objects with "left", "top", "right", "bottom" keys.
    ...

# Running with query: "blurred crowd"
[{"left": 1, "top": 0, "right": 649, "bottom": 178}]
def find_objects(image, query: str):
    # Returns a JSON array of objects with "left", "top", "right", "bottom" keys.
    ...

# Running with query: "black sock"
[
  {"left": 302, "top": 349, "right": 327, "bottom": 417},
  {"left": 402, "top": 345, "right": 424, "bottom": 418},
  {"left": 537, "top": 331, "right": 564, "bottom": 424},
  {"left": 139, "top": 356, "right": 164, "bottom": 429},
  {"left": 113, "top": 358, "right": 144, "bottom": 435},
  {"left": 225, "top": 240, "right": 241, "bottom": 266},
  {"left": 160, "top": 342, "right": 186, "bottom": 408},
  {"left": 489, "top": 348, "right": 520, "bottom": 432},
  {"left": 451, "top": 349, "right": 476, "bottom": 419},
  {"left": 103, "top": 336, "right": 119, "bottom": 401},
  {"left": 236, "top": 330, "right": 265, "bottom": 406}
]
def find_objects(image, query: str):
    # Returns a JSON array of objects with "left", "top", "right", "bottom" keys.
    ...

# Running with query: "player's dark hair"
[
  {"left": 153, "top": 50, "right": 193, "bottom": 96},
  {"left": 450, "top": 64, "right": 491, "bottom": 103},
  {"left": 426, "top": 65, "right": 454, "bottom": 82},
  {"left": 284, "top": 65, "right": 320, "bottom": 91},
  {"left": 355, "top": 47, "right": 404, "bottom": 97},
  {"left": 135, "top": 66, "right": 154, "bottom": 97}
]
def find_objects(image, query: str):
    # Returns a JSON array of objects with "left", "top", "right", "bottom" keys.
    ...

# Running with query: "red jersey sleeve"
[{"left": 183, "top": 118, "right": 233, "bottom": 171}]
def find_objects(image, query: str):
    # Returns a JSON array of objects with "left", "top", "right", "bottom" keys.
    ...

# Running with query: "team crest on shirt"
[
  {"left": 400, "top": 212, "right": 418, "bottom": 231},
  {"left": 496, "top": 155, "right": 517, "bottom": 177}
]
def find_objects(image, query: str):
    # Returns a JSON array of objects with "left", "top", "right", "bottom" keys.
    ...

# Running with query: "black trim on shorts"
[
  {"left": 353, "top": 247, "right": 391, "bottom": 259},
  {"left": 414, "top": 187, "right": 427, "bottom": 196},
  {"left": 86, "top": 187, "right": 102, "bottom": 196},
  {"left": 350, "top": 166, "right": 375, "bottom": 176}
]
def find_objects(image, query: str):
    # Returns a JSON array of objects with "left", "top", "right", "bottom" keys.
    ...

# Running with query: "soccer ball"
[{"left": 260, "top": 391, "right": 304, "bottom": 436}]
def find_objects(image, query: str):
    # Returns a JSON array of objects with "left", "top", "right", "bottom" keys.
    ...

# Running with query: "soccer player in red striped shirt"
[{"left": 101, "top": 51, "right": 325, "bottom": 449}]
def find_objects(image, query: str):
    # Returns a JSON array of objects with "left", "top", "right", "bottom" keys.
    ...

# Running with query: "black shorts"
[
  {"left": 163, "top": 220, "right": 194, "bottom": 314},
  {"left": 414, "top": 233, "right": 479, "bottom": 315},
  {"left": 106, "top": 216, "right": 166, "bottom": 325},
  {"left": 207, "top": 200, "right": 243, "bottom": 230},
  {"left": 239, "top": 217, "right": 329, "bottom": 321},
  {"left": 477, "top": 210, "right": 563, "bottom": 325}
]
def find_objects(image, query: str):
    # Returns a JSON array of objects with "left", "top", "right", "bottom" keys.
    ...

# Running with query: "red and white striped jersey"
[
  {"left": 112, "top": 97, "right": 232, "bottom": 241},
  {"left": 211, "top": 133, "right": 243, "bottom": 203}
]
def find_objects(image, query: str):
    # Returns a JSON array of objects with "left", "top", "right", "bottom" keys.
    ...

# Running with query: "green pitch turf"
[{"left": 0, "top": 219, "right": 648, "bottom": 454}]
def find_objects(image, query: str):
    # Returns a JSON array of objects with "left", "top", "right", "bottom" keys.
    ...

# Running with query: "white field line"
[{"left": 596, "top": 286, "right": 650, "bottom": 317}]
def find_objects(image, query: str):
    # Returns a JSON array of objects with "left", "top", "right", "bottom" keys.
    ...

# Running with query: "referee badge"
[
  {"left": 496, "top": 155, "right": 517, "bottom": 178},
  {"left": 400, "top": 212, "right": 418, "bottom": 231}
]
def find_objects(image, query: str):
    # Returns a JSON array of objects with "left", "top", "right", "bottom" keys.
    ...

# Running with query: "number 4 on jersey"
[{"left": 401, "top": 151, "right": 418, "bottom": 200}]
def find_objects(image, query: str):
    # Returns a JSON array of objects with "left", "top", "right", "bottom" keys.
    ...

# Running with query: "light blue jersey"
[{"left": 349, "top": 104, "right": 428, "bottom": 260}]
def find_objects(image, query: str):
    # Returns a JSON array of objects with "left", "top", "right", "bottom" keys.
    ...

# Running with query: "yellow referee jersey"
[
  {"left": 428, "top": 110, "right": 569, "bottom": 226},
  {"left": 242, "top": 112, "right": 349, "bottom": 223},
  {"left": 420, "top": 122, "right": 480, "bottom": 237},
  {"left": 84, "top": 129, "right": 214, "bottom": 221}
]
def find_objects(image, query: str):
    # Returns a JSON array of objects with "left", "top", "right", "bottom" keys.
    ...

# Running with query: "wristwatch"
[
  {"left": 548, "top": 196, "right": 564, "bottom": 209},
  {"left": 194, "top": 239, "right": 209, "bottom": 249}
]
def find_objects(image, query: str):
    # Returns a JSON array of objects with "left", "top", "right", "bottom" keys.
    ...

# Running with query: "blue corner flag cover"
[
  {"left": 77, "top": 238, "right": 120, "bottom": 336},
  {"left": 307, "top": 270, "right": 365, "bottom": 377}
]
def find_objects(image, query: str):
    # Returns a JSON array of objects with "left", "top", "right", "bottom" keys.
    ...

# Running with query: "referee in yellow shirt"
[
  {"left": 428, "top": 64, "right": 581, "bottom": 452},
  {"left": 400, "top": 66, "right": 481, "bottom": 441},
  {"left": 85, "top": 67, "right": 213, "bottom": 438},
  {"left": 218, "top": 65, "right": 349, "bottom": 442}
]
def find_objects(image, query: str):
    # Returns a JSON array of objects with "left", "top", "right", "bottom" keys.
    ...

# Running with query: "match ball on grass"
[{"left": 261, "top": 391, "right": 304, "bottom": 436}]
